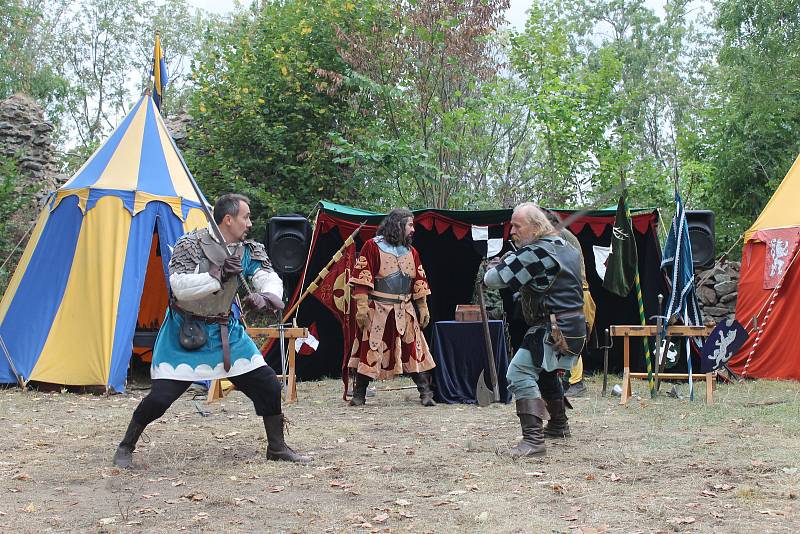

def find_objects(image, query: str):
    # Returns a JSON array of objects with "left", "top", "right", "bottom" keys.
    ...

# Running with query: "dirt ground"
[{"left": 1, "top": 374, "right": 800, "bottom": 533}]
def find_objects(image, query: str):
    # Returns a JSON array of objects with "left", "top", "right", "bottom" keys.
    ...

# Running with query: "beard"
[{"left": 403, "top": 233, "right": 413, "bottom": 247}]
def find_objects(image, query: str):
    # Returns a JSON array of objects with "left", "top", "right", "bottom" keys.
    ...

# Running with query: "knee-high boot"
[
  {"left": 263, "top": 414, "right": 311, "bottom": 463},
  {"left": 349, "top": 373, "right": 371, "bottom": 406},
  {"left": 112, "top": 419, "right": 147, "bottom": 469},
  {"left": 501, "top": 398, "right": 548, "bottom": 458},
  {"left": 410, "top": 371, "right": 436, "bottom": 406},
  {"left": 543, "top": 397, "right": 571, "bottom": 438}
]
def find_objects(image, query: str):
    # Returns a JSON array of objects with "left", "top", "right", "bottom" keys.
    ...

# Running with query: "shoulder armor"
[
  {"left": 169, "top": 231, "right": 203, "bottom": 275},
  {"left": 245, "top": 239, "right": 273, "bottom": 269},
  {"left": 245, "top": 240, "right": 269, "bottom": 262}
]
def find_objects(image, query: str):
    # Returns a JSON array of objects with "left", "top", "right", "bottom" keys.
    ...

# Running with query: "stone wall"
[
  {"left": 695, "top": 259, "right": 740, "bottom": 324},
  {"left": 0, "top": 93, "right": 61, "bottom": 205}
]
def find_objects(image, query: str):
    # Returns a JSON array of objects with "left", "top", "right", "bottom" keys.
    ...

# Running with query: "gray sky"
[{"left": 186, "top": 0, "right": 668, "bottom": 33}]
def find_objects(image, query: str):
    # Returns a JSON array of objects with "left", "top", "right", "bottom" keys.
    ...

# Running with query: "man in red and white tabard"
[{"left": 347, "top": 208, "right": 436, "bottom": 407}]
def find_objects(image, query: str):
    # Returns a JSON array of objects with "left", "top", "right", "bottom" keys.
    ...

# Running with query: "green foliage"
[
  {"left": 0, "top": 1, "right": 71, "bottom": 126},
  {"left": 685, "top": 0, "right": 800, "bottom": 251},
  {"left": 0, "top": 155, "right": 32, "bottom": 292},
  {"left": 185, "top": 0, "right": 384, "bottom": 231}
]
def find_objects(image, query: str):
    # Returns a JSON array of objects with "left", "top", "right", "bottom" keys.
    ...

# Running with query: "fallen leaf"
[
  {"left": 98, "top": 517, "right": 116, "bottom": 525},
  {"left": 395, "top": 499, "right": 411, "bottom": 506},
  {"left": 550, "top": 483, "right": 566, "bottom": 495},
  {"left": 585, "top": 473, "right": 595, "bottom": 481},
  {"left": 475, "top": 511, "right": 489, "bottom": 522},
  {"left": 609, "top": 473, "right": 621, "bottom": 482},
  {"left": 372, "top": 513, "right": 389, "bottom": 523},
  {"left": 525, "top": 471, "right": 545, "bottom": 477},
  {"left": 13, "top": 473, "right": 31, "bottom": 481},
  {"left": 449, "top": 490, "right": 467, "bottom": 495},
  {"left": 713, "top": 483, "right": 734, "bottom": 491},
  {"left": 24, "top": 502, "right": 36, "bottom": 513},
  {"left": 560, "top": 515, "right": 579, "bottom": 521},
  {"left": 701, "top": 490, "right": 717, "bottom": 498},
  {"left": 270, "top": 486, "right": 285, "bottom": 493},
  {"left": 667, "top": 516, "right": 696, "bottom": 525},
  {"left": 172, "top": 480, "right": 185, "bottom": 487}
]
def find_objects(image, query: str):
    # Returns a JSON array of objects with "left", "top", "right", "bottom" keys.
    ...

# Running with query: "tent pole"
[{"left": 0, "top": 334, "right": 24, "bottom": 389}]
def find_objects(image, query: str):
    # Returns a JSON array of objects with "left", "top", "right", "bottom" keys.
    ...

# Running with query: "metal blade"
[{"left": 476, "top": 370, "right": 494, "bottom": 407}]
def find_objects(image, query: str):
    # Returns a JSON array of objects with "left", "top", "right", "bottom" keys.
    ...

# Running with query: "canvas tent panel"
[
  {"left": 730, "top": 241, "right": 800, "bottom": 380},
  {"left": 276, "top": 202, "right": 666, "bottom": 381},
  {"left": 30, "top": 196, "right": 131, "bottom": 386},
  {"left": 61, "top": 98, "right": 146, "bottom": 191},
  {"left": 88, "top": 103, "right": 148, "bottom": 191},
  {"left": 0, "top": 196, "right": 83, "bottom": 384},
  {"left": 0, "top": 201, "right": 51, "bottom": 325},
  {"left": 137, "top": 103, "right": 176, "bottom": 197},
  {"left": 745, "top": 153, "right": 800, "bottom": 242}
]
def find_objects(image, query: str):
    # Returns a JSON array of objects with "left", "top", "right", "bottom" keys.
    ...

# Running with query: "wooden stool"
[
  {"left": 207, "top": 327, "right": 308, "bottom": 403},
  {"left": 610, "top": 324, "right": 715, "bottom": 405}
]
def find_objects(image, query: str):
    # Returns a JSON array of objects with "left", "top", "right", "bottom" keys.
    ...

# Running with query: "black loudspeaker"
[
  {"left": 266, "top": 215, "right": 311, "bottom": 274},
  {"left": 686, "top": 210, "right": 715, "bottom": 270}
]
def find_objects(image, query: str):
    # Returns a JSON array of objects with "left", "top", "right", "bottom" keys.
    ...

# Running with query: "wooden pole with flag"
[
  {"left": 603, "top": 192, "right": 655, "bottom": 397},
  {"left": 151, "top": 31, "right": 167, "bottom": 113}
]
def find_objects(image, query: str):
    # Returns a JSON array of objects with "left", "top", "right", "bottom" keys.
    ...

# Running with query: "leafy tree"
[
  {"left": 336, "top": 0, "right": 511, "bottom": 208},
  {"left": 185, "top": 0, "right": 386, "bottom": 231},
  {"left": 0, "top": 1, "right": 71, "bottom": 128},
  {"left": 687, "top": 0, "right": 800, "bottom": 249}
]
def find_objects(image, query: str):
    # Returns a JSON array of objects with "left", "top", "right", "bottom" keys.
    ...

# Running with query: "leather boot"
[
  {"left": 349, "top": 373, "right": 371, "bottom": 406},
  {"left": 263, "top": 414, "right": 311, "bottom": 463},
  {"left": 501, "top": 398, "right": 548, "bottom": 458},
  {"left": 411, "top": 371, "right": 436, "bottom": 407},
  {"left": 543, "top": 397, "right": 571, "bottom": 438},
  {"left": 112, "top": 419, "right": 147, "bottom": 469}
]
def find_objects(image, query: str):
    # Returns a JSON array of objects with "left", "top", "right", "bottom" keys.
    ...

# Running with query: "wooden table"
[
  {"left": 610, "top": 324, "right": 715, "bottom": 405},
  {"left": 207, "top": 327, "right": 308, "bottom": 403}
]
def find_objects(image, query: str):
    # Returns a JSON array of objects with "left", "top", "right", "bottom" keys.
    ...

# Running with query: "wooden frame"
[
  {"left": 610, "top": 324, "right": 715, "bottom": 405},
  {"left": 207, "top": 327, "right": 308, "bottom": 404}
]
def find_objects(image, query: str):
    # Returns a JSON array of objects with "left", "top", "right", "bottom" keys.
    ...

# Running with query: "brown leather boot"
[
  {"left": 410, "top": 371, "right": 436, "bottom": 406},
  {"left": 501, "top": 398, "right": 548, "bottom": 458},
  {"left": 543, "top": 397, "right": 571, "bottom": 438},
  {"left": 349, "top": 373, "right": 371, "bottom": 406},
  {"left": 112, "top": 419, "right": 147, "bottom": 469},
  {"left": 263, "top": 414, "right": 311, "bottom": 463}
]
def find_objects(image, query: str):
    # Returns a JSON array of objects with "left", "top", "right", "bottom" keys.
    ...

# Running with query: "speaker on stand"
[
  {"left": 686, "top": 210, "right": 715, "bottom": 270},
  {"left": 266, "top": 214, "right": 312, "bottom": 298}
]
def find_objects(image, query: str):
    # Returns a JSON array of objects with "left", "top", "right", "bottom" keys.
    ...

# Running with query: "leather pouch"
[{"left": 179, "top": 315, "right": 207, "bottom": 350}]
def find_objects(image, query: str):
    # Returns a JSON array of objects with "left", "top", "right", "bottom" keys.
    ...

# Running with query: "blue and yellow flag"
[{"left": 151, "top": 32, "right": 168, "bottom": 111}]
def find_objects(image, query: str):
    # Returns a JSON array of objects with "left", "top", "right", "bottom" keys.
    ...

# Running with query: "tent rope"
[
  {"left": 694, "top": 234, "right": 744, "bottom": 290},
  {"left": 0, "top": 217, "right": 36, "bottom": 274}
]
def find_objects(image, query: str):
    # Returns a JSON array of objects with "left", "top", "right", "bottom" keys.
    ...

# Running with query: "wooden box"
[{"left": 455, "top": 304, "right": 481, "bottom": 321}]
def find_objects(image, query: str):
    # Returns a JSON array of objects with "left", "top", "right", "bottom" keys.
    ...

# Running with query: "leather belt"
[
  {"left": 368, "top": 290, "right": 412, "bottom": 304},
  {"left": 170, "top": 303, "right": 233, "bottom": 372}
]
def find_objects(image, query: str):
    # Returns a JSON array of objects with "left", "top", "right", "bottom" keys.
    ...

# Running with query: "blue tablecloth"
[{"left": 431, "top": 320, "right": 512, "bottom": 404}]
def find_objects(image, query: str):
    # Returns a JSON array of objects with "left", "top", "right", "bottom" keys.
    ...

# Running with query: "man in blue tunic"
[
  {"left": 484, "top": 203, "right": 585, "bottom": 458},
  {"left": 112, "top": 194, "right": 310, "bottom": 467}
]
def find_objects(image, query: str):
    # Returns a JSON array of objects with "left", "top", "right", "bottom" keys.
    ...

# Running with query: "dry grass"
[{"left": 1, "top": 375, "right": 800, "bottom": 533}]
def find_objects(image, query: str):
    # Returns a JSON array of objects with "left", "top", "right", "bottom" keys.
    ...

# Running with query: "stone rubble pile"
[{"left": 694, "top": 260, "right": 740, "bottom": 325}]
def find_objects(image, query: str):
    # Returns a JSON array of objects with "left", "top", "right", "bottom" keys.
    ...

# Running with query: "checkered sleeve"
[{"left": 494, "top": 244, "right": 561, "bottom": 293}]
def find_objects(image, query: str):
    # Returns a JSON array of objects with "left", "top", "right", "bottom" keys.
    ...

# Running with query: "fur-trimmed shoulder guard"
[
  {"left": 169, "top": 230, "right": 204, "bottom": 275},
  {"left": 245, "top": 240, "right": 273, "bottom": 270}
]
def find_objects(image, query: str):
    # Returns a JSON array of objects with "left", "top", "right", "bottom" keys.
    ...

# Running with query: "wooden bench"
[{"left": 610, "top": 324, "right": 715, "bottom": 405}]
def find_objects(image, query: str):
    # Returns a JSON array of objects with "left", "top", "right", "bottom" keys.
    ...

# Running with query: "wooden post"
[{"left": 207, "top": 327, "right": 308, "bottom": 404}]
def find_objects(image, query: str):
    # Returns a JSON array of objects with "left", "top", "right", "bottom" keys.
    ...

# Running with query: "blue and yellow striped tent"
[{"left": 0, "top": 94, "right": 207, "bottom": 391}]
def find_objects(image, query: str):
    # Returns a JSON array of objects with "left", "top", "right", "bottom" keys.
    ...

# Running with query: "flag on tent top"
[
  {"left": 152, "top": 32, "right": 168, "bottom": 111},
  {"left": 603, "top": 194, "right": 638, "bottom": 297}
]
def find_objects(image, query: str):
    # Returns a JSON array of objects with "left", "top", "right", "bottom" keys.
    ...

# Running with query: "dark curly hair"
[{"left": 377, "top": 208, "right": 414, "bottom": 247}]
